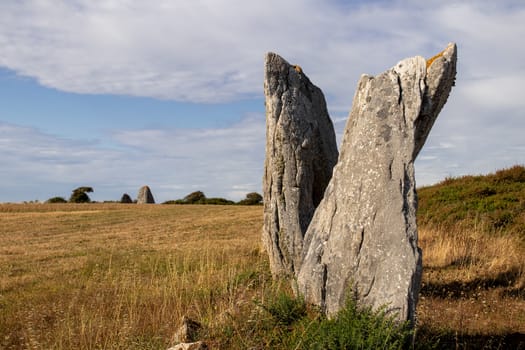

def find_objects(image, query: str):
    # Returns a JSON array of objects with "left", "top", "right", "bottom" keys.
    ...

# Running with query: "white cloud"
[
  {"left": 0, "top": 0, "right": 330, "bottom": 102},
  {"left": 0, "top": 116, "right": 265, "bottom": 202},
  {"left": 1, "top": 1, "right": 521, "bottom": 104},
  {"left": 0, "top": 0, "right": 524, "bottom": 197},
  {"left": 111, "top": 113, "right": 266, "bottom": 199},
  {"left": 2, "top": 1, "right": 524, "bottom": 113},
  {"left": 461, "top": 76, "right": 525, "bottom": 109},
  {"left": 0, "top": 122, "right": 120, "bottom": 201}
]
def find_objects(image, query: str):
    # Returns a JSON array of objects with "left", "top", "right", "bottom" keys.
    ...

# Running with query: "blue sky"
[{"left": 1, "top": 0, "right": 524, "bottom": 203}]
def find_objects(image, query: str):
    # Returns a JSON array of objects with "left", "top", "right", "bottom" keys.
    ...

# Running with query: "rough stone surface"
[
  {"left": 167, "top": 341, "right": 207, "bottom": 350},
  {"left": 137, "top": 185, "right": 155, "bottom": 204},
  {"left": 168, "top": 317, "right": 205, "bottom": 350},
  {"left": 262, "top": 52, "right": 338, "bottom": 277},
  {"left": 297, "top": 43, "right": 457, "bottom": 324},
  {"left": 171, "top": 316, "right": 201, "bottom": 344}
]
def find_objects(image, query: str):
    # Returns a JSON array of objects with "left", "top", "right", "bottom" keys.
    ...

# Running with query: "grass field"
[
  {"left": 1, "top": 202, "right": 524, "bottom": 349},
  {"left": 0, "top": 204, "right": 269, "bottom": 349}
]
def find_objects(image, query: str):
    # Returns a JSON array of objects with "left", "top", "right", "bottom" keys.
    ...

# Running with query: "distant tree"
[
  {"left": 163, "top": 200, "right": 183, "bottom": 205},
  {"left": 238, "top": 192, "right": 263, "bottom": 205},
  {"left": 69, "top": 186, "right": 93, "bottom": 203},
  {"left": 120, "top": 193, "right": 133, "bottom": 204},
  {"left": 205, "top": 197, "right": 235, "bottom": 205},
  {"left": 46, "top": 196, "right": 67, "bottom": 203},
  {"left": 184, "top": 191, "right": 206, "bottom": 204},
  {"left": 247, "top": 192, "right": 263, "bottom": 203}
]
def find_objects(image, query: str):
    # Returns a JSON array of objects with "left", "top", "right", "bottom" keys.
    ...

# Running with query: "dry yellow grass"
[
  {"left": 419, "top": 226, "right": 524, "bottom": 285},
  {"left": 1, "top": 204, "right": 524, "bottom": 349},
  {"left": 0, "top": 204, "right": 268, "bottom": 349},
  {"left": 417, "top": 225, "right": 525, "bottom": 341}
]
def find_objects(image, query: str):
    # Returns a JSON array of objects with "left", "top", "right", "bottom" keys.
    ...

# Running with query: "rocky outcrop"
[
  {"left": 137, "top": 185, "right": 155, "bottom": 204},
  {"left": 262, "top": 53, "right": 338, "bottom": 277},
  {"left": 297, "top": 43, "right": 457, "bottom": 324}
]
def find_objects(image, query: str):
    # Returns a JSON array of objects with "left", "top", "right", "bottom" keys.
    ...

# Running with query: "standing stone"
[
  {"left": 297, "top": 43, "right": 457, "bottom": 324},
  {"left": 137, "top": 185, "right": 155, "bottom": 204},
  {"left": 263, "top": 53, "right": 338, "bottom": 278}
]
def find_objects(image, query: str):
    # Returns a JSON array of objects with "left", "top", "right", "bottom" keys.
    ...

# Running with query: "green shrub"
[
  {"left": 238, "top": 192, "right": 263, "bottom": 205},
  {"left": 183, "top": 191, "right": 206, "bottom": 204},
  {"left": 258, "top": 291, "right": 306, "bottom": 326},
  {"left": 249, "top": 291, "right": 417, "bottom": 350},
  {"left": 162, "top": 199, "right": 186, "bottom": 205},
  {"left": 46, "top": 196, "right": 67, "bottom": 203},
  {"left": 120, "top": 193, "right": 133, "bottom": 203},
  {"left": 204, "top": 197, "right": 235, "bottom": 205},
  {"left": 295, "top": 298, "right": 412, "bottom": 350},
  {"left": 418, "top": 165, "right": 525, "bottom": 236},
  {"left": 167, "top": 192, "right": 235, "bottom": 205}
]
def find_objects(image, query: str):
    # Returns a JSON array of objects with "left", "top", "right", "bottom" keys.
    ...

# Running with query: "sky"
[{"left": 1, "top": 0, "right": 524, "bottom": 203}]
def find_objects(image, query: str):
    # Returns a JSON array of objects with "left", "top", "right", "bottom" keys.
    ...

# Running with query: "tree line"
[{"left": 46, "top": 187, "right": 262, "bottom": 206}]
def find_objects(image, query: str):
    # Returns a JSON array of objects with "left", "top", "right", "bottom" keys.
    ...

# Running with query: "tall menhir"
[
  {"left": 297, "top": 43, "right": 457, "bottom": 324},
  {"left": 262, "top": 53, "right": 338, "bottom": 278}
]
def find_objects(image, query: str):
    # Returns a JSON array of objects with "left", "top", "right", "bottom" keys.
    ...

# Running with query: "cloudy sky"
[{"left": 1, "top": 0, "right": 524, "bottom": 203}]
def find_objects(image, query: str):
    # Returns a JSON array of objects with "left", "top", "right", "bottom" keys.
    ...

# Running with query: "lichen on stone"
[{"left": 426, "top": 47, "right": 447, "bottom": 69}]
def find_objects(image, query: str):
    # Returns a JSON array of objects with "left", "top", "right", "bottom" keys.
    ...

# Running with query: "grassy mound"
[{"left": 418, "top": 165, "right": 525, "bottom": 237}]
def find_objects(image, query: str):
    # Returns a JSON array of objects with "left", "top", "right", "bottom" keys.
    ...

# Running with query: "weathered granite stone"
[
  {"left": 297, "top": 43, "right": 457, "bottom": 324},
  {"left": 262, "top": 53, "right": 338, "bottom": 277},
  {"left": 137, "top": 185, "right": 155, "bottom": 204}
]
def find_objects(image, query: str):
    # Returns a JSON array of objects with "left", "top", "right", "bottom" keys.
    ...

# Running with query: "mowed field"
[{"left": 1, "top": 203, "right": 524, "bottom": 349}]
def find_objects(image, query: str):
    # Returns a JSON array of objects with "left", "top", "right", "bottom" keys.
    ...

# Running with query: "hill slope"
[{"left": 417, "top": 165, "right": 525, "bottom": 238}]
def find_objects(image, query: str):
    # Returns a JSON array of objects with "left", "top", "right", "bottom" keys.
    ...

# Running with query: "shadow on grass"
[
  {"left": 420, "top": 268, "right": 521, "bottom": 299},
  {"left": 501, "top": 285, "right": 525, "bottom": 299},
  {"left": 417, "top": 328, "right": 525, "bottom": 350}
]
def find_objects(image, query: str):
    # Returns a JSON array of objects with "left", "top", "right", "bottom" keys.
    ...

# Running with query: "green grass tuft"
[
  {"left": 257, "top": 291, "right": 307, "bottom": 326},
  {"left": 292, "top": 298, "right": 414, "bottom": 350}
]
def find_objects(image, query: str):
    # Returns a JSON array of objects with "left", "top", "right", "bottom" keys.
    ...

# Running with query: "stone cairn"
[
  {"left": 263, "top": 43, "right": 457, "bottom": 325},
  {"left": 137, "top": 185, "right": 155, "bottom": 204}
]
